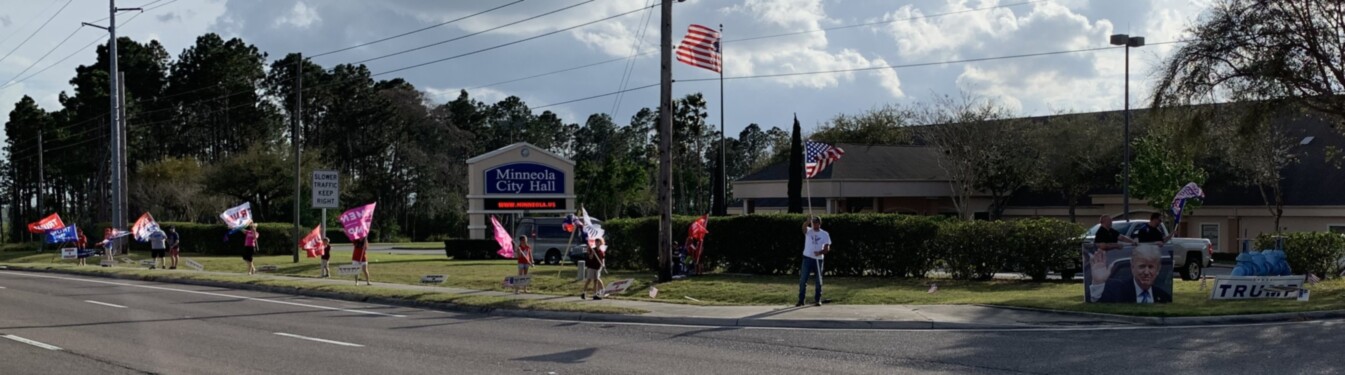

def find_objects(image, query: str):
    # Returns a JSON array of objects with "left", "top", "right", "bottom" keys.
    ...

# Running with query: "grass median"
[{"left": 4, "top": 250, "right": 1341, "bottom": 317}]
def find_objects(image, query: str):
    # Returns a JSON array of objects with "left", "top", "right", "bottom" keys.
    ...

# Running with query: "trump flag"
[
  {"left": 27, "top": 213, "right": 65, "bottom": 234},
  {"left": 220, "top": 202, "right": 253, "bottom": 230},
  {"left": 132, "top": 212, "right": 161, "bottom": 242},
  {"left": 340, "top": 202, "right": 376, "bottom": 241},
  {"left": 46, "top": 225, "right": 79, "bottom": 244}
]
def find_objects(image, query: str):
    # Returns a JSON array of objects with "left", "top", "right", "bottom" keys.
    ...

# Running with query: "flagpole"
[{"left": 717, "top": 23, "right": 726, "bottom": 217}]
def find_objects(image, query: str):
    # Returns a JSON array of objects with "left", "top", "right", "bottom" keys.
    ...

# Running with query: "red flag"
[
  {"left": 688, "top": 214, "right": 709, "bottom": 241},
  {"left": 300, "top": 225, "right": 323, "bottom": 258},
  {"left": 676, "top": 24, "right": 721, "bottom": 73},
  {"left": 27, "top": 213, "right": 65, "bottom": 234},
  {"left": 491, "top": 216, "right": 514, "bottom": 259}
]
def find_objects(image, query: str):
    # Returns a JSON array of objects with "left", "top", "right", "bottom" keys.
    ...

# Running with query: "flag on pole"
[
  {"left": 1170, "top": 182, "right": 1205, "bottom": 226},
  {"left": 220, "top": 202, "right": 253, "bottom": 231},
  {"left": 676, "top": 24, "right": 721, "bottom": 73},
  {"left": 339, "top": 202, "right": 377, "bottom": 241},
  {"left": 300, "top": 225, "right": 323, "bottom": 258},
  {"left": 131, "top": 212, "right": 161, "bottom": 242},
  {"left": 579, "top": 208, "right": 605, "bottom": 249},
  {"left": 688, "top": 214, "right": 709, "bottom": 241},
  {"left": 491, "top": 215, "right": 514, "bottom": 259},
  {"left": 27, "top": 213, "right": 65, "bottom": 234},
  {"left": 46, "top": 225, "right": 79, "bottom": 244},
  {"left": 102, "top": 227, "right": 131, "bottom": 241},
  {"left": 804, "top": 141, "right": 845, "bottom": 179},
  {"left": 562, "top": 214, "right": 577, "bottom": 233}
]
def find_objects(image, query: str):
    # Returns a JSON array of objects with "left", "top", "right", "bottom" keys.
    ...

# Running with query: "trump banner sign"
[{"left": 340, "top": 203, "right": 377, "bottom": 241}]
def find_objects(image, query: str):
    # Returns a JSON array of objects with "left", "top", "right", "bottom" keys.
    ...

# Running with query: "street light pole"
[{"left": 1110, "top": 34, "right": 1143, "bottom": 220}]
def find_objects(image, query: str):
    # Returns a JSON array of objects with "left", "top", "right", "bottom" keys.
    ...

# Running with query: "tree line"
[{"left": 4, "top": 34, "right": 794, "bottom": 242}]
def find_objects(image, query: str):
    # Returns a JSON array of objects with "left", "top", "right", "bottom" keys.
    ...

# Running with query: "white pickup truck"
[{"left": 1075, "top": 220, "right": 1214, "bottom": 280}]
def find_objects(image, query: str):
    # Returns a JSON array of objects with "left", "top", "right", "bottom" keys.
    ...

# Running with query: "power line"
[
  {"left": 353, "top": 0, "right": 595, "bottom": 65},
  {"left": 310, "top": 0, "right": 526, "bottom": 58},
  {"left": 0, "top": 2, "right": 167, "bottom": 91},
  {"left": 86, "top": 0, "right": 165, "bottom": 24},
  {"left": 0, "top": 0, "right": 75, "bottom": 67},
  {"left": 609, "top": 0, "right": 658, "bottom": 119},
  {"left": 464, "top": 0, "right": 1037, "bottom": 98},
  {"left": 372, "top": 2, "right": 657, "bottom": 78},
  {"left": 724, "top": 0, "right": 1044, "bottom": 44},
  {"left": 0, "top": 26, "right": 87, "bottom": 88},
  {"left": 467, "top": 53, "right": 648, "bottom": 90},
  {"left": 0, "top": 1, "right": 62, "bottom": 48},
  {"left": 534, "top": 41, "right": 1190, "bottom": 109}
]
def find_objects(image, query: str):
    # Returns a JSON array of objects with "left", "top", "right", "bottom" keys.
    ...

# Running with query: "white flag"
[{"left": 220, "top": 202, "right": 253, "bottom": 230}]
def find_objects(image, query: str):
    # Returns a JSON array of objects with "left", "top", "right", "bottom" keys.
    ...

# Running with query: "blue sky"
[{"left": 0, "top": 0, "right": 1209, "bottom": 145}]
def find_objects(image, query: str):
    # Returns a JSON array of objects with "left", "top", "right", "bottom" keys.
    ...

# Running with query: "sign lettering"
[
  {"left": 312, "top": 170, "right": 340, "bottom": 209},
  {"left": 258, "top": 265, "right": 279, "bottom": 272},
  {"left": 421, "top": 275, "right": 446, "bottom": 284},
  {"left": 485, "top": 163, "right": 565, "bottom": 194},
  {"left": 1210, "top": 276, "right": 1308, "bottom": 300},
  {"left": 503, "top": 275, "right": 532, "bottom": 288},
  {"left": 60, "top": 248, "right": 78, "bottom": 260},
  {"left": 337, "top": 265, "right": 361, "bottom": 276},
  {"left": 484, "top": 198, "right": 566, "bottom": 211},
  {"left": 185, "top": 258, "right": 204, "bottom": 271}
]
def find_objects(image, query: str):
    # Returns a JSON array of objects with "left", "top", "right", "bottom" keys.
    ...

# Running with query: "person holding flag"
[
  {"left": 516, "top": 235, "right": 533, "bottom": 294},
  {"left": 75, "top": 230, "right": 89, "bottom": 266},
  {"left": 352, "top": 237, "right": 371, "bottom": 285},
  {"left": 320, "top": 237, "right": 332, "bottom": 278},
  {"left": 798, "top": 216, "right": 832, "bottom": 307},
  {"left": 243, "top": 223, "right": 259, "bottom": 275},
  {"left": 582, "top": 238, "right": 608, "bottom": 300}
]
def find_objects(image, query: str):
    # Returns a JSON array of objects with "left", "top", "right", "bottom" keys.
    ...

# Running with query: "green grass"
[
  {"left": 0, "top": 254, "right": 642, "bottom": 315},
  {"left": 5, "top": 250, "right": 1342, "bottom": 317}
]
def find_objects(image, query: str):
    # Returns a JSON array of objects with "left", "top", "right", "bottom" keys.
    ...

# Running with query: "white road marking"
[
  {"left": 0, "top": 271, "right": 406, "bottom": 318},
  {"left": 274, "top": 332, "right": 364, "bottom": 347},
  {"left": 84, "top": 300, "right": 128, "bottom": 309},
  {"left": 3, "top": 334, "right": 62, "bottom": 350}
]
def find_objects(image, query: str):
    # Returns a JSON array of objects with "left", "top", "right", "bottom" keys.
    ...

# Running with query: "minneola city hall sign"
[{"left": 466, "top": 142, "right": 575, "bottom": 239}]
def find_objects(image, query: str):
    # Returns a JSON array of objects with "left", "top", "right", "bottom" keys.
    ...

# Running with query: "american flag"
[
  {"left": 804, "top": 141, "right": 844, "bottom": 179},
  {"left": 676, "top": 24, "right": 721, "bottom": 73}
]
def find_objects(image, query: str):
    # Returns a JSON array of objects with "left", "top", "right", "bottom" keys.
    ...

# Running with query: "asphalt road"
[{"left": 0, "top": 270, "right": 1341, "bottom": 375}]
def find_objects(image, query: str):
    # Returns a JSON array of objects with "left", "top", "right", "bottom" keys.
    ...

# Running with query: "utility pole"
[
  {"left": 36, "top": 130, "right": 42, "bottom": 220},
  {"left": 657, "top": 0, "right": 674, "bottom": 282},
  {"left": 85, "top": 0, "right": 140, "bottom": 249},
  {"left": 118, "top": 70, "right": 128, "bottom": 244},
  {"left": 292, "top": 53, "right": 303, "bottom": 263}
]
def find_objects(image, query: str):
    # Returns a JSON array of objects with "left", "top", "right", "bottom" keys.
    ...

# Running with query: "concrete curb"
[
  {"left": 7, "top": 266, "right": 1342, "bottom": 329},
  {"left": 978, "top": 304, "right": 1345, "bottom": 326}
]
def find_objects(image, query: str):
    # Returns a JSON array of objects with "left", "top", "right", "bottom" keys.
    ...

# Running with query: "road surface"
[{"left": 0, "top": 270, "right": 1340, "bottom": 374}]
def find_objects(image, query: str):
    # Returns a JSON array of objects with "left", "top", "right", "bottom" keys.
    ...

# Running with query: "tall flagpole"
[{"left": 717, "top": 23, "right": 726, "bottom": 217}]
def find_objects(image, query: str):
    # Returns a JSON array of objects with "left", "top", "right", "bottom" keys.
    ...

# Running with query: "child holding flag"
[
  {"left": 353, "top": 237, "right": 371, "bottom": 285},
  {"left": 515, "top": 235, "right": 533, "bottom": 294},
  {"left": 320, "top": 237, "right": 332, "bottom": 278}
]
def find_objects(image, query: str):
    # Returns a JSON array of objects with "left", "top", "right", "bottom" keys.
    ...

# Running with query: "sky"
[{"left": 0, "top": 0, "right": 1212, "bottom": 147}]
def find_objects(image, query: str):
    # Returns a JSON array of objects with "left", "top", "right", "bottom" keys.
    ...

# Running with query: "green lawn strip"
[
  {"left": 0, "top": 261, "right": 642, "bottom": 315},
  {"left": 6, "top": 250, "right": 1341, "bottom": 317}
]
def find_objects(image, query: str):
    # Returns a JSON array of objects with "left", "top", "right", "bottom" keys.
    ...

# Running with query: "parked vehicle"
[
  {"left": 514, "top": 217, "right": 600, "bottom": 265},
  {"left": 1072, "top": 220, "right": 1214, "bottom": 281}
]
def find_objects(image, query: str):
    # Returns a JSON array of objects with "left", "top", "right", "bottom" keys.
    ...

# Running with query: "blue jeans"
[{"left": 797, "top": 257, "right": 824, "bottom": 304}]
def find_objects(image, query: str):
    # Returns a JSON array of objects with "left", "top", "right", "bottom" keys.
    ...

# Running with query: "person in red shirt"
[
  {"left": 243, "top": 223, "right": 259, "bottom": 275},
  {"left": 75, "top": 231, "right": 89, "bottom": 266},
  {"left": 352, "top": 237, "right": 371, "bottom": 285},
  {"left": 515, "top": 236, "right": 533, "bottom": 294}
]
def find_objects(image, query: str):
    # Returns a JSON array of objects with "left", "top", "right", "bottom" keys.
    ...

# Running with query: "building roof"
[
  {"left": 736, "top": 106, "right": 1345, "bottom": 207},
  {"left": 737, "top": 144, "right": 948, "bottom": 182}
]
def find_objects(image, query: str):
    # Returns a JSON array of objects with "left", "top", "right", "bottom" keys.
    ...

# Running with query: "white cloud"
[
  {"left": 870, "top": 58, "right": 904, "bottom": 99},
  {"left": 275, "top": 1, "right": 321, "bottom": 29}
]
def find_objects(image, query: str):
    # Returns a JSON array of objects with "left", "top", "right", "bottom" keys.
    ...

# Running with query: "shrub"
[
  {"left": 116, "top": 222, "right": 299, "bottom": 256},
  {"left": 1006, "top": 218, "right": 1086, "bottom": 281},
  {"left": 1255, "top": 232, "right": 1345, "bottom": 279},
  {"left": 934, "top": 221, "right": 1011, "bottom": 280}
]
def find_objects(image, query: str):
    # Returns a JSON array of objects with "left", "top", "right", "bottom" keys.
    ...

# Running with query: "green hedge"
[
  {"left": 1255, "top": 232, "right": 1345, "bottom": 279},
  {"left": 116, "top": 222, "right": 299, "bottom": 256},
  {"left": 444, "top": 239, "right": 498, "bottom": 260},
  {"left": 602, "top": 214, "right": 1082, "bottom": 280}
]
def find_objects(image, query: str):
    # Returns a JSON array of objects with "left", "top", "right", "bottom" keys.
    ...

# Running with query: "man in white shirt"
[{"left": 797, "top": 216, "right": 832, "bottom": 307}]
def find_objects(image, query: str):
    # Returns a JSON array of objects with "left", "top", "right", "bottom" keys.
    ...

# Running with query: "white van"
[{"left": 515, "top": 217, "right": 600, "bottom": 265}]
